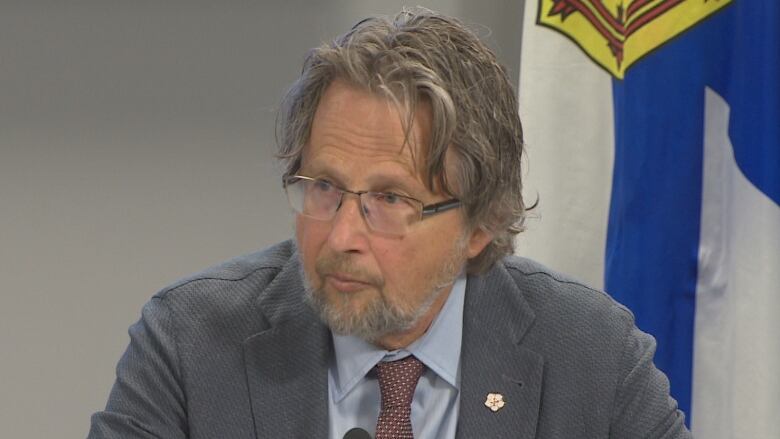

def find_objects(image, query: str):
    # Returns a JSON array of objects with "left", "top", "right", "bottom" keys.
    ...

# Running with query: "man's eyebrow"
[
  {"left": 365, "top": 174, "right": 427, "bottom": 197},
  {"left": 298, "top": 163, "right": 348, "bottom": 185},
  {"left": 302, "top": 163, "right": 426, "bottom": 195}
]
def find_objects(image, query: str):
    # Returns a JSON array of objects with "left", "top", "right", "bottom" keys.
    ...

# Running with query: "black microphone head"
[{"left": 343, "top": 427, "right": 372, "bottom": 439}]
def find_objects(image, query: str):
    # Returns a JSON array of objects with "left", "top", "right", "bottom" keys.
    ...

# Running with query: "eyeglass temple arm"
[{"left": 421, "top": 199, "right": 461, "bottom": 217}]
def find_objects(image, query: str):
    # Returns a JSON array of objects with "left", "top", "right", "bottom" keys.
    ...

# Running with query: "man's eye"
[
  {"left": 376, "top": 193, "right": 402, "bottom": 205},
  {"left": 312, "top": 180, "right": 334, "bottom": 192}
]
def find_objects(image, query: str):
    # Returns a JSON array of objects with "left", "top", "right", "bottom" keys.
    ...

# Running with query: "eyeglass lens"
[{"left": 286, "top": 178, "right": 418, "bottom": 235}]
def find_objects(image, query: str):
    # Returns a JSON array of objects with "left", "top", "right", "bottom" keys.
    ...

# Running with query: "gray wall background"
[{"left": 0, "top": 1, "right": 524, "bottom": 437}]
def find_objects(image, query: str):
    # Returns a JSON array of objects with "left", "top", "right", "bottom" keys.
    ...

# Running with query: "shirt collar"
[{"left": 330, "top": 273, "right": 466, "bottom": 402}]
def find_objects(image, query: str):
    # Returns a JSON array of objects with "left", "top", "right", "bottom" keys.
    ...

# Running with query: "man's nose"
[{"left": 326, "top": 193, "right": 369, "bottom": 253}]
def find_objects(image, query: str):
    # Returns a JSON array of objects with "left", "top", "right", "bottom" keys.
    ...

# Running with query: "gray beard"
[{"left": 300, "top": 248, "right": 464, "bottom": 344}]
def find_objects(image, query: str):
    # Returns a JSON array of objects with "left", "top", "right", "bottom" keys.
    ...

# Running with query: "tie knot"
[{"left": 375, "top": 356, "right": 425, "bottom": 409}]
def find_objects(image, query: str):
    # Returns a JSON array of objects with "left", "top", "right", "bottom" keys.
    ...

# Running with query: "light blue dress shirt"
[{"left": 328, "top": 275, "right": 466, "bottom": 439}]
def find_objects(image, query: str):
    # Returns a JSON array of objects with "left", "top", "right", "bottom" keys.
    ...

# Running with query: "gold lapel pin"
[{"left": 484, "top": 392, "right": 506, "bottom": 412}]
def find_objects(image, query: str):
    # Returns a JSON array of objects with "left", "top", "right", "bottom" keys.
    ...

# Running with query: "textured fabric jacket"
[{"left": 89, "top": 240, "right": 691, "bottom": 438}]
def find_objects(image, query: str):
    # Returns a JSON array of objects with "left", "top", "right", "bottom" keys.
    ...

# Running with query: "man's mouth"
[{"left": 324, "top": 273, "right": 373, "bottom": 292}]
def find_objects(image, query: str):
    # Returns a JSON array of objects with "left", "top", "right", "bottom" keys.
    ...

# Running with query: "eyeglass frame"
[{"left": 282, "top": 175, "right": 462, "bottom": 233}]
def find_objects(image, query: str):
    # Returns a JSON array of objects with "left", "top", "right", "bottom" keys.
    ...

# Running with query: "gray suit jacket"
[{"left": 89, "top": 240, "right": 691, "bottom": 438}]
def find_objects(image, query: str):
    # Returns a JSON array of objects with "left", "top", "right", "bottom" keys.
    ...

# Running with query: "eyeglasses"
[{"left": 283, "top": 175, "right": 461, "bottom": 236}]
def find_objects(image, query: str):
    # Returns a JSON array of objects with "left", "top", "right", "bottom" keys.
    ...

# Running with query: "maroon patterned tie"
[{"left": 374, "top": 356, "right": 425, "bottom": 439}]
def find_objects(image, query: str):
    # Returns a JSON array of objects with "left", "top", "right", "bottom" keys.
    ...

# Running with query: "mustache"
[{"left": 314, "top": 253, "right": 384, "bottom": 287}]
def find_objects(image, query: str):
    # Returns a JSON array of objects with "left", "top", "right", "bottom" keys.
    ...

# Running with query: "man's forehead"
[
  {"left": 313, "top": 81, "right": 431, "bottom": 143},
  {"left": 300, "top": 142, "right": 433, "bottom": 196},
  {"left": 301, "top": 80, "right": 435, "bottom": 183}
]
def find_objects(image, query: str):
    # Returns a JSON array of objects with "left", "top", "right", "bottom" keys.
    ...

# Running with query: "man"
[{"left": 89, "top": 9, "right": 691, "bottom": 439}]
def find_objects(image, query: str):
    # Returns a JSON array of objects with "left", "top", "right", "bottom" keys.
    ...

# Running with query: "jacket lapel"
[
  {"left": 456, "top": 264, "right": 544, "bottom": 439},
  {"left": 243, "top": 255, "right": 331, "bottom": 438}
]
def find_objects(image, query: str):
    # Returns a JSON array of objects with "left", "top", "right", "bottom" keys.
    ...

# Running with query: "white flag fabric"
[{"left": 518, "top": 1, "right": 779, "bottom": 437}]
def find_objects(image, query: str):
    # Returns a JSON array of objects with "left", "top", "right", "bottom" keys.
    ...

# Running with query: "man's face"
[{"left": 295, "top": 80, "right": 489, "bottom": 347}]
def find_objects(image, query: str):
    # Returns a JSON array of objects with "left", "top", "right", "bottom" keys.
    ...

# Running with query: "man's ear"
[{"left": 466, "top": 226, "right": 493, "bottom": 258}]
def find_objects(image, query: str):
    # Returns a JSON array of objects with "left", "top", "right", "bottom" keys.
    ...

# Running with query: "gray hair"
[{"left": 277, "top": 8, "right": 531, "bottom": 274}]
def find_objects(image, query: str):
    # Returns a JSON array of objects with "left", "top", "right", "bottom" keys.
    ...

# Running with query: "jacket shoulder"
[
  {"left": 155, "top": 240, "right": 296, "bottom": 298},
  {"left": 498, "top": 255, "right": 638, "bottom": 378},
  {"left": 148, "top": 240, "right": 298, "bottom": 337},
  {"left": 496, "top": 257, "right": 689, "bottom": 437},
  {"left": 501, "top": 255, "right": 634, "bottom": 327}
]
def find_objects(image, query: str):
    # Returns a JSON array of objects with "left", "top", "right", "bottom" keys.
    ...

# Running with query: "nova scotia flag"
[{"left": 518, "top": 1, "right": 779, "bottom": 437}]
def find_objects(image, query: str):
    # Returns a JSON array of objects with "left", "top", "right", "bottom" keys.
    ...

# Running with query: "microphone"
[{"left": 343, "top": 427, "right": 372, "bottom": 439}]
